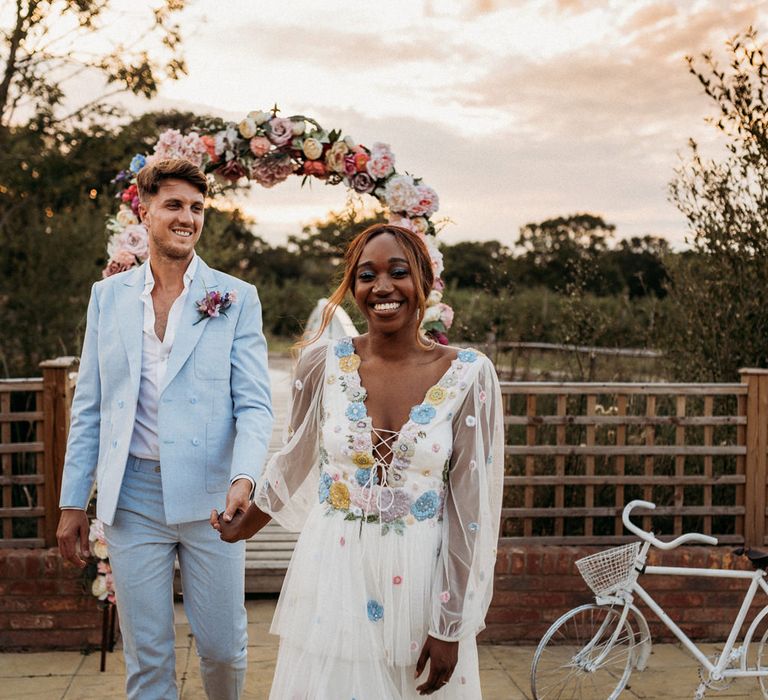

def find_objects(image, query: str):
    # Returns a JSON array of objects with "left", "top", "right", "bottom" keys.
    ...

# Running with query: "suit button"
[
  {"left": 117, "top": 400, "right": 124, "bottom": 408},
  {"left": 154, "top": 465, "right": 161, "bottom": 473},
  {"left": 192, "top": 438, "right": 201, "bottom": 446},
  {"left": 190, "top": 397, "right": 197, "bottom": 404}
]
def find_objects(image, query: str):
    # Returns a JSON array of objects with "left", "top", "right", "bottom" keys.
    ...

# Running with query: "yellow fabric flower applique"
[
  {"left": 425, "top": 385, "right": 447, "bottom": 406},
  {"left": 329, "top": 481, "right": 351, "bottom": 510},
  {"left": 339, "top": 354, "right": 361, "bottom": 373},
  {"left": 352, "top": 452, "right": 374, "bottom": 469}
]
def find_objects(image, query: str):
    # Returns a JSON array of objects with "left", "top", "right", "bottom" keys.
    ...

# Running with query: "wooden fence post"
[
  {"left": 741, "top": 369, "right": 768, "bottom": 547},
  {"left": 40, "top": 357, "right": 78, "bottom": 547}
]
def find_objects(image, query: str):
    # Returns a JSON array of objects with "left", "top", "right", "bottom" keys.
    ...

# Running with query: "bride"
[{"left": 212, "top": 223, "right": 504, "bottom": 698}]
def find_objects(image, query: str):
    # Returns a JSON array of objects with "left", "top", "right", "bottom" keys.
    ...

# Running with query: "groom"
[{"left": 56, "top": 158, "right": 273, "bottom": 700}]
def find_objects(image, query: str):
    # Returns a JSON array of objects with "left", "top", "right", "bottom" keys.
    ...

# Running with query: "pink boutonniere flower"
[{"left": 195, "top": 289, "right": 237, "bottom": 325}]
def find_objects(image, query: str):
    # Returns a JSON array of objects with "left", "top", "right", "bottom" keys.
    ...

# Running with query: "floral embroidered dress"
[{"left": 255, "top": 338, "right": 504, "bottom": 699}]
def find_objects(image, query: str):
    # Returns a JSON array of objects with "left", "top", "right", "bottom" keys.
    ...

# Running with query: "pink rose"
[
  {"left": 201, "top": 135, "right": 218, "bottom": 162},
  {"left": 367, "top": 143, "right": 395, "bottom": 179},
  {"left": 249, "top": 136, "right": 271, "bottom": 157},
  {"left": 267, "top": 117, "right": 295, "bottom": 146},
  {"left": 102, "top": 249, "right": 137, "bottom": 278},
  {"left": 118, "top": 224, "right": 149, "bottom": 258},
  {"left": 250, "top": 155, "right": 297, "bottom": 188},
  {"left": 342, "top": 153, "right": 358, "bottom": 177},
  {"left": 408, "top": 184, "right": 439, "bottom": 217},
  {"left": 438, "top": 303, "right": 454, "bottom": 330}
]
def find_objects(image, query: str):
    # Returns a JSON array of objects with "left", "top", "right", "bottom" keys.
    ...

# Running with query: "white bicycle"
[{"left": 530, "top": 500, "right": 768, "bottom": 699}]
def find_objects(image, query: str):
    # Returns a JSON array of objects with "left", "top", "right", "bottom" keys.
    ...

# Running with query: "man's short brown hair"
[{"left": 136, "top": 158, "right": 208, "bottom": 201}]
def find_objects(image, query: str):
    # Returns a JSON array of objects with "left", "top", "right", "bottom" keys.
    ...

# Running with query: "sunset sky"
[{"left": 26, "top": 0, "right": 768, "bottom": 247}]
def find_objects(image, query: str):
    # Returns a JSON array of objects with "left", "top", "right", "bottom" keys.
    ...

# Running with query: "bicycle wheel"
[
  {"left": 757, "top": 625, "right": 768, "bottom": 697},
  {"left": 531, "top": 603, "right": 635, "bottom": 700}
]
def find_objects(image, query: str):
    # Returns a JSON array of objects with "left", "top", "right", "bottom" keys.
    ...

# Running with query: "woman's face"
[{"left": 353, "top": 233, "right": 418, "bottom": 333}]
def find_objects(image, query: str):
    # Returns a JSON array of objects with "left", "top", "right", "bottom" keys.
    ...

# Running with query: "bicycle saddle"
[{"left": 733, "top": 546, "right": 768, "bottom": 570}]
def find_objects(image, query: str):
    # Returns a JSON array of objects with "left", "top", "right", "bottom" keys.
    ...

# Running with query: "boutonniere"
[{"left": 194, "top": 289, "right": 237, "bottom": 325}]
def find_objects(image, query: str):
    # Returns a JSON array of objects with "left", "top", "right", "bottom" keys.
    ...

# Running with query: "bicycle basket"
[{"left": 575, "top": 542, "right": 641, "bottom": 596}]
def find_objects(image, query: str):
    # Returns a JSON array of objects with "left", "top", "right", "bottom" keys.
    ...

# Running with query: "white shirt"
[{"left": 128, "top": 255, "right": 198, "bottom": 459}]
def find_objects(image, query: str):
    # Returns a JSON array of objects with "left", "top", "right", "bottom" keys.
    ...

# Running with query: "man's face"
[{"left": 139, "top": 178, "right": 205, "bottom": 262}]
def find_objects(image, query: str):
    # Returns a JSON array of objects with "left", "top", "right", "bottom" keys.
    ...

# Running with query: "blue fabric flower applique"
[
  {"left": 458, "top": 349, "right": 478, "bottom": 363},
  {"left": 410, "top": 404, "right": 436, "bottom": 425},
  {"left": 411, "top": 490, "right": 439, "bottom": 520},
  {"left": 367, "top": 599, "right": 384, "bottom": 622},
  {"left": 318, "top": 472, "right": 333, "bottom": 503},
  {"left": 335, "top": 339, "right": 355, "bottom": 358},
  {"left": 346, "top": 402, "right": 367, "bottom": 421}
]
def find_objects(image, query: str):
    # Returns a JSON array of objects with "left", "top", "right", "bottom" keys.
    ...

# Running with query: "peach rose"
[
  {"left": 249, "top": 136, "right": 271, "bottom": 157},
  {"left": 325, "top": 141, "right": 349, "bottom": 173},
  {"left": 302, "top": 137, "right": 323, "bottom": 160}
]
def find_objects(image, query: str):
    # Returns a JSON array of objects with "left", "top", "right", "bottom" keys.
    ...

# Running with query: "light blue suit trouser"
[{"left": 104, "top": 456, "right": 248, "bottom": 700}]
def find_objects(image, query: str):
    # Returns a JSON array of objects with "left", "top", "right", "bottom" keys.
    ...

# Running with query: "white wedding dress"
[{"left": 255, "top": 338, "right": 504, "bottom": 699}]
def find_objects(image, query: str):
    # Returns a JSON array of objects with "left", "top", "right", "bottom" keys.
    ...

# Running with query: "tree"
[
  {"left": 440, "top": 240, "right": 512, "bottom": 291},
  {"left": 516, "top": 213, "right": 615, "bottom": 291},
  {"left": 663, "top": 28, "right": 768, "bottom": 380},
  {"left": 0, "top": 0, "right": 186, "bottom": 129}
]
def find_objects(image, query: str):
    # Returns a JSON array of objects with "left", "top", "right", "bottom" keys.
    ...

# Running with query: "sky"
[{"left": 32, "top": 0, "right": 768, "bottom": 248}]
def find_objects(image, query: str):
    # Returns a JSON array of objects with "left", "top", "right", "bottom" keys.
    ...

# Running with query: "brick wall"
[
  {"left": 483, "top": 543, "right": 763, "bottom": 644},
  {"left": 0, "top": 548, "right": 102, "bottom": 651},
  {"left": 3, "top": 544, "right": 763, "bottom": 650}
]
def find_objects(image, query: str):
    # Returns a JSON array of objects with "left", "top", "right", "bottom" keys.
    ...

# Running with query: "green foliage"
[
  {"left": 663, "top": 28, "right": 768, "bottom": 380},
  {"left": 0, "top": 1, "right": 187, "bottom": 128}
]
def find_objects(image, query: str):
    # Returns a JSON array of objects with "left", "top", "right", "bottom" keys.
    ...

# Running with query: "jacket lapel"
[
  {"left": 114, "top": 264, "right": 146, "bottom": 390},
  {"left": 160, "top": 259, "right": 218, "bottom": 394}
]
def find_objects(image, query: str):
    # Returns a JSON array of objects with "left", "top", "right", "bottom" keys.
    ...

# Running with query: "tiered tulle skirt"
[{"left": 267, "top": 504, "right": 482, "bottom": 699}]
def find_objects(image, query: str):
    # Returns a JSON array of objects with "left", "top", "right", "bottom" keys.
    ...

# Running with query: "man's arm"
[
  {"left": 222, "top": 284, "right": 273, "bottom": 521},
  {"left": 57, "top": 284, "right": 102, "bottom": 566}
]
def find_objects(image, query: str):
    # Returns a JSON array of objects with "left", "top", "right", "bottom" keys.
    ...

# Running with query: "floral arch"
[{"left": 104, "top": 108, "right": 454, "bottom": 342}]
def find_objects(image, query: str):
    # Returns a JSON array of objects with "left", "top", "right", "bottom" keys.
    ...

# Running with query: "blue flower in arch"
[
  {"left": 367, "top": 599, "right": 384, "bottom": 622},
  {"left": 346, "top": 402, "right": 367, "bottom": 421},
  {"left": 410, "top": 404, "right": 436, "bottom": 425},
  {"left": 411, "top": 490, "right": 439, "bottom": 521},
  {"left": 458, "top": 349, "right": 478, "bottom": 363},
  {"left": 355, "top": 468, "right": 378, "bottom": 487},
  {"left": 335, "top": 339, "right": 355, "bottom": 358},
  {"left": 318, "top": 472, "right": 332, "bottom": 503},
  {"left": 129, "top": 154, "right": 147, "bottom": 173}
]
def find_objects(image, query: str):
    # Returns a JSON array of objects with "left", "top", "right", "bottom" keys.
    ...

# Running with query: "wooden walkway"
[{"left": 244, "top": 355, "right": 298, "bottom": 593}]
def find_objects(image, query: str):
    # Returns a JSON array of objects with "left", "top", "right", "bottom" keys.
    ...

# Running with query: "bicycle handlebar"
[{"left": 622, "top": 500, "right": 718, "bottom": 549}]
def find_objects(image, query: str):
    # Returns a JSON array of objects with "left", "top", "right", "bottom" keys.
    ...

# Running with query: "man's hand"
[
  {"left": 221, "top": 478, "right": 252, "bottom": 523},
  {"left": 210, "top": 503, "right": 272, "bottom": 542},
  {"left": 56, "top": 510, "right": 91, "bottom": 568},
  {"left": 414, "top": 635, "right": 459, "bottom": 695}
]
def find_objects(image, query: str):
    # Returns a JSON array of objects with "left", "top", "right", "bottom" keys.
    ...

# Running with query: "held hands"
[
  {"left": 210, "top": 500, "right": 272, "bottom": 542},
  {"left": 415, "top": 635, "right": 459, "bottom": 695},
  {"left": 56, "top": 510, "right": 91, "bottom": 568}
]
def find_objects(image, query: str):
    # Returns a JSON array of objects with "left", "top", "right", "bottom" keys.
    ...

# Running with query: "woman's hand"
[
  {"left": 210, "top": 503, "right": 272, "bottom": 542},
  {"left": 414, "top": 635, "right": 459, "bottom": 695}
]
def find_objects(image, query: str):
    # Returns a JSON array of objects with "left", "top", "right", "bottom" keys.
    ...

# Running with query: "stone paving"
[{"left": 3, "top": 598, "right": 768, "bottom": 699}]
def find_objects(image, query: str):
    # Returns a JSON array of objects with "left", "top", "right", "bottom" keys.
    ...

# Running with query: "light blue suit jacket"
[{"left": 59, "top": 258, "right": 273, "bottom": 525}]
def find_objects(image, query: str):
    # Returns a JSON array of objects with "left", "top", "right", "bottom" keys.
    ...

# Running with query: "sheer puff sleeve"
[
  {"left": 429, "top": 355, "right": 505, "bottom": 641},
  {"left": 253, "top": 343, "right": 327, "bottom": 532}
]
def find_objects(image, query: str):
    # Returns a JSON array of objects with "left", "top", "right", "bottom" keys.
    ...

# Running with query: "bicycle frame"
[{"left": 633, "top": 564, "right": 768, "bottom": 678}]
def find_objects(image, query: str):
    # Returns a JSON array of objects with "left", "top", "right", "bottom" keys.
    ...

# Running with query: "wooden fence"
[
  {"left": 499, "top": 369, "right": 768, "bottom": 546},
  {"left": 4, "top": 359, "right": 768, "bottom": 550},
  {"left": 0, "top": 359, "right": 77, "bottom": 548}
]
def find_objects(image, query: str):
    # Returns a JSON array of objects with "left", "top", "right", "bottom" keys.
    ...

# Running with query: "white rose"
[
  {"left": 427, "top": 289, "right": 443, "bottom": 306},
  {"left": 424, "top": 235, "right": 444, "bottom": 277},
  {"left": 238, "top": 118, "right": 257, "bottom": 139},
  {"left": 248, "top": 110, "right": 271, "bottom": 125},
  {"left": 423, "top": 305, "right": 441, "bottom": 323},
  {"left": 291, "top": 120, "right": 306, "bottom": 136},
  {"left": 92, "top": 540, "right": 109, "bottom": 559},
  {"left": 384, "top": 174, "right": 418, "bottom": 214},
  {"left": 91, "top": 576, "right": 108, "bottom": 600},
  {"left": 116, "top": 207, "right": 138, "bottom": 227},
  {"left": 302, "top": 137, "right": 323, "bottom": 160}
]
